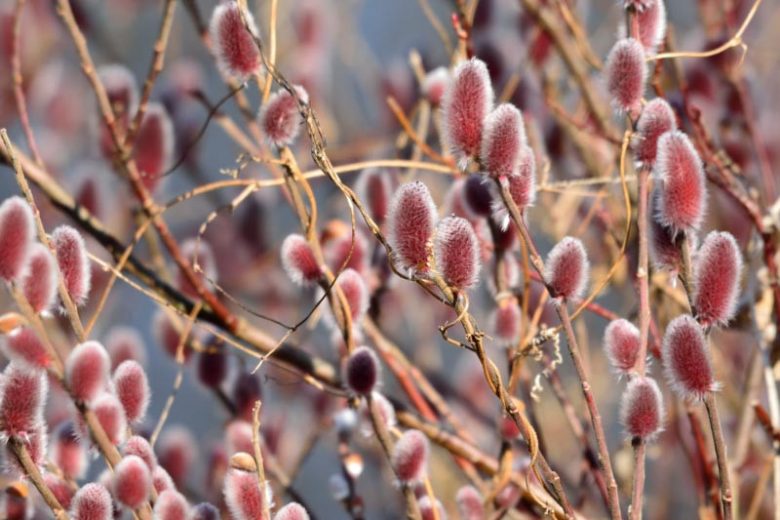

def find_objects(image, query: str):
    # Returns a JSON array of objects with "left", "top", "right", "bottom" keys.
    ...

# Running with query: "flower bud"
[
  {"left": 113, "top": 455, "right": 152, "bottom": 509},
  {"left": 480, "top": 104, "right": 526, "bottom": 178},
  {"left": 113, "top": 360, "right": 150, "bottom": 424},
  {"left": 260, "top": 86, "right": 308, "bottom": 147},
  {"left": 66, "top": 341, "right": 110, "bottom": 403},
  {"left": 52, "top": 225, "right": 91, "bottom": 306},
  {"left": 391, "top": 429, "right": 429, "bottom": 484},
  {"left": 232, "top": 372, "right": 263, "bottom": 421},
  {"left": 122, "top": 435, "right": 157, "bottom": 471},
  {"left": 92, "top": 393, "right": 128, "bottom": 445},
  {"left": 154, "top": 490, "right": 190, "bottom": 520},
  {"left": 456, "top": 485, "right": 485, "bottom": 520},
  {"left": 692, "top": 231, "right": 742, "bottom": 326},
  {"left": 388, "top": 182, "right": 437, "bottom": 272},
  {"left": 544, "top": 237, "right": 589, "bottom": 301},
  {"left": 442, "top": 59, "right": 494, "bottom": 165},
  {"left": 209, "top": 2, "right": 262, "bottom": 81},
  {"left": 662, "top": 315, "right": 716, "bottom": 400},
  {"left": 0, "top": 363, "right": 47, "bottom": 438},
  {"left": 355, "top": 168, "right": 392, "bottom": 225},
  {"left": 345, "top": 346, "right": 381, "bottom": 395},
  {"left": 20, "top": 243, "right": 58, "bottom": 313},
  {"left": 632, "top": 98, "right": 676, "bottom": 168},
  {"left": 422, "top": 67, "right": 450, "bottom": 106},
  {"left": 134, "top": 103, "right": 174, "bottom": 193},
  {"left": 274, "top": 503, "right": 310, "bottom": 520},
  {"left": 0, "top": 196, "right": 34, "bottom": 281},
  {"left": 332, "top": 268, "right": 369, "bottom": 325},
  {"left": 281, "top": 234, "right": 322, "bottom": 286},
  {"left": 605, "top": 38, "right": 646, "bottom": 115},
  {"left": 434, "top": 217, "right": 481, "bottom": 290},
  {"left": 620, "top": 376, "right": 664, "bottom": 440},
  {"left": 2, "top": 327, "right": 50, "bottom": 369},
  {"left": 604, "top": 319, "right": 641, "bottom": 375},
  {"left": 224, "top": 468, "right": 266, "bottom": 520},
  {"left": 654, "top": 131, "right": 706, "bottom": 235},
  {"left": 70, "top": 483, "right": 112, "bottom": 520}
]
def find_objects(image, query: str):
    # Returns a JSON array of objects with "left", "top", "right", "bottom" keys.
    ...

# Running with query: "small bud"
[
  {"left": 442, "top": 59, "right": 494, "bottom": 164},
  {"left": 604, "top": 319, "right": 641, "bottom": 375},
  {"left": 490, "top": 298, "right": 522, "bottom": 347},
  {"left": 113, "top": 455, "right": 152, "bottom": 509},
  {"left": 632, "top": 98, "right": 676, "bottom": 168},
  {"left": 355, "top": 168, "right": 392, "bottom": 225},
  {"left": 418, "top": 496, "right": 447, "bottom": 520},
  {"left": 636, "top": 0, "right": 666, "bottom": 53},
  {"left": 209, "top": 2, "right": 262, "bottom": 81},
  {"left": 422, "top": 67, "right": 450, "bottom": 106},
  {"left": 224, "top": 468, "right": 266, "bottom": 520},
  {"left": 113, "top": 360, "right": 151, "bottom": 424},
  {"left": 197, "top": 341, "right": 228, "bottom": 388},
  {"left": 605, "top": 38, "right": 646, "bottom": 115},
  {"left": 692, "top": 231, "right": 742, "bottom": 326},
  {"left": 480, "top": 103, "right": 527, "bottom": 178},
  {"left": 260, "top": 86, "right": 308, "bottom": 147},
  {"left": 0, "top": 196, "right": 34, "bottom": 281},
  {"left": 620, "top": 376, "right": 664, "bottom": 440},
  {"left": 391, "top": 429, "right": 429, "bottom": 484},
  {"left": 662, "top": 315, "right": 717, "bottom": 400},
  {"left": 50, "top": 422, "right": 87, "bottom": 480},
  {"left": 434, "top": 217, "right": 481, "bottom": 290},
  {"left": 153, "top": 466, "right": 175, "bottom": 494},
  {"left": 654, "top": 131, "right": 706, "bottom": 235},
  {"left": 345, "top": 346, "right": 381, "bottom": 395},
  {"left": 157, "top": 426, "right": 196, "bottom": 488},
  {"left": 456, "top": 485, "right": 485, "bottom": 520},
  {"left": 192, "top": 502, "right": 220, "bottom": 520},
  {"left": 544, "top": 237, "right": 589, "bottom": 301},
  {"left": 92, "top": 393, "right": 128, "bottom": 445},
  {"left": 154, "top": 490, "right": 190, "bottom": 520},
  {"left": 133, "top": 103, "right": 174, "bottom": 193},
  {"left": 463, "top": 175, "right": 494, "bottom": 218},
  {"left": 332, "top": 268, "right": 370, "bottom": 327},
  {"left": 122, "top": 435, "right": 157, "bottom": 471},
  {"left": 2, "top": 327, "right": 50, "bottom": 369},
  {"left": 387, "top": 182, "right": 438, "bottom": 272},
  {"left": 70, "top": 483, "right": 112, "bottom": 520},
  {"left": 20, "top": 243, "right": 58, "bottom": 313},
  {"left": 281, "top": 234, "right": 322, "bottom": 286},
  {"left": 105, "top": 327, "right": 147, "bottom": 371},
  {"left": 0, "top": 363, "right": 47, "bottom": 438},
  {"left": 274, "top": 503, "right": 310, "bottom": 520},
  {"left": 52, "top": 225, "right": 92, "bottom": 306},
  {"left": 66, "top": 341, "right": 110, "bottom": 403}
]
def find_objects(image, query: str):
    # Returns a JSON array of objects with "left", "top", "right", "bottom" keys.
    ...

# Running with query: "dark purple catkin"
[
  {"left": 662, "top": 315, "right": 717, "bottom": 400},
  {"left": 344, "top": 346, "right": 381, "bottom": 395},
  {"left": 434, "top": 216, "right": 481, "bottom": 290},
  {"left": 605, "top": 38, "right": 647, "bottom": 116},
  {"left": 692, "top": 231, "right": 742, "bottom": 326},
  {"left": 387, "top": 182, "right": 437, "bottom": 272},
  {"left": 620, "top": 376, "right": 664, "bottom": 440},
  {"left": 544, "top": 237, "right": 589, "bottom": 301}
]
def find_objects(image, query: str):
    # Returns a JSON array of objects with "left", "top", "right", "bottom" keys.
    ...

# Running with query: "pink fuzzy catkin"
[
  {"left": 224, "top": 468, "right": 266, "bottom": 520},
  {"left": 633, "top": 98, "right": 676, "bottom": 168},
  {"left": 355, "top": 168, "right": 392, "bottom": 225},
  {"left": 157, "top": 426, "right": 196, "bottom": 488},
  {"left": 70, "top": 483, "right": 113, "bottom": 520},
  {"left": 391, "top": 429, "right": 429, "bottom": 484},
  {"left": 113, "top": 360, "right": 151, "bottom": 424},
  {"left": 434, "top": 216, "right": 481, "bottom": 290},
  {"left": 332, "top": 268, "right": 369, "bottom": 325},
  {"left": 0, "top": 362, "right": 48, "bottom": 438},
  {"left": 51, "top": 225, "right": 92, "bottom": 306},
  {"left": 133, "top": 103, "right": 174, "bottom": 193},
  {"left": 654, "top": 131, "right": 706, "bottom": 235},
  {"left": 281, "top": 234, "right": 322, "bottom": 286},
  {"left": 113, "top": 455, "right": 152, "bottom": 509},
  {"left": 105, "top": 327, "right": 147, "bottom": 370},
  {"left": 66, "top": 341, "right": 110, "bottom": 403},
  {"left": 456, "top": 485, "right": 485, "bottom": 520},
  {"left": 96, "top": 65, "right": 138, "bottom": 158},
  {"left": 20, "top": 243, "right": 58, "bottom": 314},
  {"left": 387, "top": 182, "right": 437, "bottom": 272},
  {"left": 154, "top": 490, "right": 190, "bottom": 520},
  {"left": 422, "top": 67, "right": 450, "bottom": 106},
  {"left": 605, "top": 38, "right": 647, "bottom": 116},
  {"left": 662, "top": 315, "right": 717, "bottom": 400},
  {"left": 491, "top": 299, "right": 522, "bottom": 347},
  {"left": 692, "top": 231, "right": 742, "bottom": 326},
  {"left": 345, "top": 346, "right": 381, "bottom": 395},
  {"left": 636, "top": 0, "right": 666, "bottom": 53},
  {"left": 0, "top": 196, "right": 35, "bottom": 281},
  {"left": 122, "top": 435, "right": 157, "bottom": 471},
  {"left": 50, "top": 422, "right": 87, "bottom": 480},
  {"left": 604, "top": 319, "right": 641, "bottom": 375},
  {"left": 260, "top": 86, "right": 308, "bottom": 146},
  {"left": 480, "top": 103, "right": 527, "bottom": 178},
  {"left": 209, "top": 2, "right": 262, "bottom": 81},
  {"left": 441, "top": 59, "right": 494, "bottom": 165},
  {"left": 620, "top": 376, "right": 664, "bottom": 440},
  {"left": 274, "top": 503, "right": 310, "bottom": 520},
  {"left": 544, "top": 237, "right": 589, "bottom": 301},
  {"left": 3, "top": 327, "right": 50, "bottom": 369},
  {"left": 91, "top": 393, "right": 128, "bottom": 445}
]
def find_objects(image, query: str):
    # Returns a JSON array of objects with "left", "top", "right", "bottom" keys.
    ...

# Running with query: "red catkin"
[
  {"left": 51, "top": 225, "right": 92, "bottom": 306},
  {"left": 281, "top": 234, "right": 322, "bottom": 286},
  {"left": 224, "top": 468, "right": 266, "bottom": 520},
  {"left": 209, "top": 2, "right": 262, "bottom": 81},
  {"left": 654, "top": 130, "right": 706, "bottom": 235},
  {"left": 391, "top": 429, "right": 429, "bottom": 484},
  {"left": 605, "top": 38, "right": 647, "bottom": 116},
  {"left": 113, "top": 455, "right": 152, "bottom": 509},
  {"left": 0, "top": 362, "right": 47, "bottom": 438},
  {"left": 154, "top": 490, "right": 190, "bottom": 520},
  {"left": 50, "top": 422, "right": 87, "bottom": 480},
  {"left": 133, "top": 102, "right": 174, "bottom": 193},
  {"left": 387, "top": 182, "right": 437, "bottom": 272},
  {"left": 157, "top": 426, "right": 196, "bottom": 488},
  {"left": 91, "top": 393, "right": 128, "bottom": 445},
  {"left": 632, "top": 98, "right": 676, "bottom": 168},
  {"left": 620, "top": 376, "right": 664, "bottom": 440},
  {"left": 259, "top": 86, "right": 308, "bottom": 147},
  {"left": 2, "top": 327, "right": 50, "bottom": 369},
  {"left": 662, "top": 315, "right": 717, "bottom": 400},
  {"left": 434, "top": 216, "right": 481, "bottom": 290},
  {"left": 122, "top": 435, "right": 157, "bottom": 471},
  {"left": 331, "top": 268, "right": 369, "bottom": 326},
  {"left": 603, "top": 319, "right": 641, "bottom": 375},
  {"left": 20, "top": 243, "right": 58, "bottom": 314},
  {"left": 274, "top": 503, "right": 310, "bottom": 520},
  {"left": 544, "top": 236, "right": 589, "bottom": 301},
  {"left": 355, "top": 168, "right": 392, "bottom": 226},
  {"left": 692, "top": 231, "right": 742, "bottom": 326},
  {"left": 490, "top": 298, "right": 522, "bottom": 347},
  {"left": 636, "top": 0, "right": 666, "bottom": 53},
  {"left": 112, "top": 360, "right": 151, "bottom": 424},
  {"left": 70, "top": 483, "right": 113, "bottom": 520},
  {"left": 0, "top": 196, "right": 34, "bottom": 281},
  {"left": 456, "top": 485, "right": 485, "bottom": 520},
  {"left": 66, "top": 341, "right": 110, "bottom": 403},
  {"left": 105, "top": 326, "right": 147, "bottom": 371},
  {"left": 480, "top": 103, "right": 527, "bottom": 179}
]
